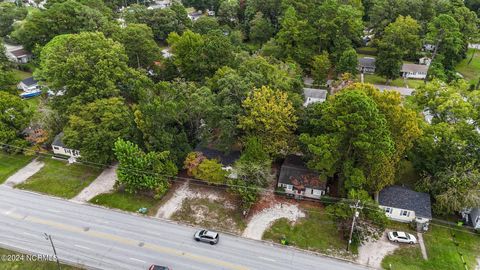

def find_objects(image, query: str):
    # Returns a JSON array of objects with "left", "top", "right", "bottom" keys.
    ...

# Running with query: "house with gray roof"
[
  {"left": 401, "top": 63, "right": 428, "bottom": 79},
  {"left": 277, "top": 155, "right": 327, "bottom": 200},
  {"left": 193, "top": 146, "right": 240, "bottom": 178},
  {"left": 303, "top": 88, "right": 327, "bottom": 106},
  {"left": 379, "top": 185, "right": 432, "bottom": 225},
  {"left": 17, "top": 77, "right": 39, "bottom": 92},
  {"left": 52, "top": 132, "right": 81, "bottom": 160},
  {"left": 358, "top": 57, "right": 376, "bottom": 74}
]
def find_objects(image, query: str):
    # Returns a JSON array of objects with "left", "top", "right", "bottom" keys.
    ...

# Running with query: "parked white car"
[{"left": 387, "top": 231, "right": 417, "bottom": 244}]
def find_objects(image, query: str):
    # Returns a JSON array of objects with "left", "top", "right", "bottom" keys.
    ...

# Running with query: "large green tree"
[
  {"left": 114, "top": 139, "right": 178, "bottom": 196},
  {"left": 300, "top": 89, "right": 395, "bottom": 195},
  {"left": 11, "top": 0, "right": 108, "bottom": 50},
  {"left": 167, "top": 30, "right": 235, "bottom": 81},
  {"left": 63, "top": 97, "right": 134, "bottom": 164},
  {"left": 336, "top": 48, "right": 358, "bottom": 76},
  {"left": 311, "top": 52, "right": 331, "bottom": 86},
  {"left": 36, "top": 32, "right": 148, "bottom": 109},
  {"left": 0, "top": 42, "right": 16, "bottom": 92},
  {"left": 0, "top": 2, "right": 27, "bottom": 37},
  {"left": 238, "top": 86, "right": 298, "bottom": 157},
  {"left": 112, "top": 23, "right": 160, "bottom": 69},
  {"left": 0, "top": 92, "right": 32, "bottom": 151},
  {"left": 248, "top": 12, "right": 274, "bottom": 44}
]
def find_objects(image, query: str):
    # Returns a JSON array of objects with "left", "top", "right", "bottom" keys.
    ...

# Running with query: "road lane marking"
[
  {"left": 258, "top": 256, "right": 276, "bottom": 262},
  {"left": 74, "top": 244, "right": 91, "bottom": 250},
  {"left": 129, "top": 258, "right": 146, "bottom": 263},
  {"left": 22, "top": 232, "right": 37, "bottom": 238},
  {"left": 3, "top": 211, "right": 250, "bottom": 270}
]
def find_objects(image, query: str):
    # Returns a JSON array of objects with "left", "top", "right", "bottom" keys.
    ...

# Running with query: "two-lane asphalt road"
[{"left": 0, "top": 185, "right": 370, "bottom": 270}]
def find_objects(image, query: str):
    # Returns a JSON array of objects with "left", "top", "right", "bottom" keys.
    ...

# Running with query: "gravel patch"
[
  {"left": 155, "top": 181, "right": 220, "bottom": 219},
  {"left": 242, "top": 203, "right": 305, "bottom": 240},
  {"left": 357, "top": 231, "right": 399, "bottom": 268},
  {"left": 4, "top": 158, "right": 44, "bottom": 187},
  {"left": 71, "top": 164, "right": 117, "bottom": 202}
]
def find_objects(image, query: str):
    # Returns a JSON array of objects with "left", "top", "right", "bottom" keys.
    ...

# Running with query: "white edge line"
[
  {"left": 258, "top": 256, "right": 276, "bottom": 262},
  {"left": 129, "top": 257, "right": 146, "bottom": 263},
  {"left": 74, "top": 244, "right": 91, "bottom": 250}
]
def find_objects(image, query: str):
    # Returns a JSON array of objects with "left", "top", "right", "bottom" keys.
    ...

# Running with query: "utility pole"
[
  {"left": 44, "top": 233, "right": 61, "bottom": 270},
  {"left": 346, "top": 200, "right": 362, "bottom": 251}
]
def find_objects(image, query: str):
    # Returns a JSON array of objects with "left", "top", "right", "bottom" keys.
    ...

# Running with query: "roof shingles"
[{"left": 379, "top": 185, "right": 432, "bottom": 219}]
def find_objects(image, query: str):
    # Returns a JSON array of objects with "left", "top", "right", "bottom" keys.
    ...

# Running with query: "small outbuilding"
[
  {"left": 277, "top": 155, "right": 327, "bottom": 200},
  {"left": 379, "top": 185, "right": 432, "bottom": 229}
]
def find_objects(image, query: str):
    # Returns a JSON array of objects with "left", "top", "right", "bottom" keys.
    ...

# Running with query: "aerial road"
[{"left": 0, "top": 185, "right": 370, "bottom": 270}]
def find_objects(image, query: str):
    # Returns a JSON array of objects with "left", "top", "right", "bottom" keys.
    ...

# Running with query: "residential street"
[{"left": 0, "top": 185, "right": 369, "bottom": 270}]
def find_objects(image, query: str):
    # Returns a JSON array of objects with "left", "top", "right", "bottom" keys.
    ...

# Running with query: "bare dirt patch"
[{"left": 357, "top": 230, "right": 400, "bottom": 268}]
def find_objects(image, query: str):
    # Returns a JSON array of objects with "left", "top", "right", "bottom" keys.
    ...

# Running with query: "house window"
[
  {"left": 285, "top": 185, "right": 293, "bottom": 191},
  {"left": 385, "top": 207, "right": 392, "bottom": 214},
  {"left": 400, "top": 210, "right": 410, "bottom": 217},
  {"left": 53, "top": 146, "right": 59, "bottom": 150}
]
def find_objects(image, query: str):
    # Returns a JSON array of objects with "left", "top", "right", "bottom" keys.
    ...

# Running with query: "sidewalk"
[{"left": 417, "top": 233, "right": 428, "bottom": 260}]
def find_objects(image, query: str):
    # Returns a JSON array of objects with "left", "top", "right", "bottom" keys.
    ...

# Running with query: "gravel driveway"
[
  {"left": 357, "top": 231, "right": 399, "bottom": 269},
  {"left": 71, "top": 164, "right": 117, "bottom": 202},
  {"left": 242, "top": 203, "right": 305, "bottom": 240},
  {"left": 3, "top": 158, "right": 44, "bottom": 187}
]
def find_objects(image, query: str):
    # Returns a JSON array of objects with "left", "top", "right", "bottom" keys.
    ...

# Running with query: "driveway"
[
  {"left": 71, "top": 164, "right": 117, "bottom": 202},
  {"left": 357, "top": 231, "right": 399, "bottom": 269},
  {"left": 3, "top": 158, "right": 44, "bottom": 187}
]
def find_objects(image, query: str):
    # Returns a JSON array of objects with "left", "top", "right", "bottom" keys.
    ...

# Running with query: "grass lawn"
[
  {"left": 90, "top": 190, "right": 160, "bottom": 215},
  {"left": 357, "top": 74, "right": 424, "bottom": 89},
  {"left": 16, "top": 158, "right": 102, "bottom": 199},
  {"left": 12, "top": 69, "right": 32, "bottom": 81},
  {"left": 0, "top": 247, "right": 82, "bottom": 270},
  {"left": 456, "top": 49, "right": 480, "bottom": 84},
  {"left": 382, "top": 225, "right": 480, "bottom": 270},
  {"left": 0, "top": 153, "right": 34, "bottom": 184},
  {"left": 171, "top": 197, "right": 246, "bottom": 234},
  {"left": 263, "top": 207, "right": 350, "bottom": 257}
]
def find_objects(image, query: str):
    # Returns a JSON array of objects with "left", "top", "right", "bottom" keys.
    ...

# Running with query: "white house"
[
  {"left": 277, "top": 155, "right": 327, "bottom": 200},
  {"left": 401, "top": 63, "right": 428, "bottom": 79},
  {"left": 52, "top": 132, "right": 81, "bottom": 159},
  {"left": 358, "top": 57, "right": 376, "bottom": 74},
  {"left": 379, "top": 185, "right": 432, "bottom": 226},
  {"left": 6, "top": 48, "right": 32, "bottom": 64},
  {"left": 423, "top": 43, "right": 436, "bottom": 52},
  {"left": 17, "top": 77, "right": 40, "bottom": 92},
  {"left": 188, "top": 11, "right": 202, "bottom": 21},
  {"left": 303, "top": 88, "right": 327, "bottom": 107}
]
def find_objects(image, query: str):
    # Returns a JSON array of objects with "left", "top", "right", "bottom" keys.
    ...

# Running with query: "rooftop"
[
  {"left": 401, "top": 63, "right": 428, "bottom": 73},
  {"left": 194, "top": 146, "right": 240, "bottom": 166},
  {"left": 20, "top": 77, "right": 38, "bottom": 87},
  {"left": 358, "top": 57, "right": 376, "bottom": 68},
  {"left": 278, "top": 155, "right": 327, "bottom": 191},
  {"left": 379, "top": 185, "right": 432, "bottom": 219},
  {"left": 303, "top": 88, "right": 327, "bottom": 100},
  {"left": 10, "top": 48, "right": 30, "bottom": 58}
]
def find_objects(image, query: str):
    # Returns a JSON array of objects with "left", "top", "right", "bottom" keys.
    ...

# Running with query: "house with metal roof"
[
  {"left": 379, "top": 185, "right": 432, "bottom": 225},
  {"left": 401, "top": 63, "right": 428, "bottom": 79},
  {"left": 277, "top": 155, "right": 327, "bottom": 200},
  {"left": 303, "top": 88, "right": 328, "bottom": 107}
]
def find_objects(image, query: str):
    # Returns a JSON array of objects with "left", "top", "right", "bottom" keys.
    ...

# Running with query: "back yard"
[
  {"left": 456, "top": 49, "right": 480, "bottom": 85},
  {"left": 16, "top": 158, "right": 102, "bottom": 198},
  {"left": 382, "top": 225, "right": 480, "bottom": 270},
  {"left": 0, "top": 153, "right": 34, "bottom": 184}
]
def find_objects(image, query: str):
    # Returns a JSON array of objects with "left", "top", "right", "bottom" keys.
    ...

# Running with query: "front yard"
[
  {"left": 90, "top": 190, "right": 161, "bottom": 215},
  {"left": 356, "top": 74, "right": 425, "bottom": 89},
  {"left": 0, "top": 153, "right": 34, "bottom": 184},
  {"left": 263, "top": 207, "right": 351, "bottom": 258},
  {"left": 382, "top": 225, "right": 480, "bottom": 270},
  {"left": 16, "top": 158, "right": 102, "bottom": 199},
  {"left": 171, "top": 197, "right": 246, "bottom": 234}
]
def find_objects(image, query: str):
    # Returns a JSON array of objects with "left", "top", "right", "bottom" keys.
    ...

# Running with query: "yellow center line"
[{"left": 6, "top": 212, "right": 250, "bottom": 270}]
